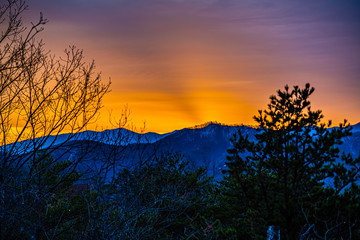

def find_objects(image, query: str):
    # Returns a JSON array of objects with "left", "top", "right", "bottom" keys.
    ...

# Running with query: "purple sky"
[{"left": 26, "top": 0, "right": 360, "bottom": 132}]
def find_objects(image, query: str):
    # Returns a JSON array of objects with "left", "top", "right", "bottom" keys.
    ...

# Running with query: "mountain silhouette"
[{"left": 40, "top": 122, "right": 360, "bottom": 182}]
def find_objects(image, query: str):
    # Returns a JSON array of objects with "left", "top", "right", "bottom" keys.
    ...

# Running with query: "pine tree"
[
  {"left": 106, "top": 153, "right": 217, "bottom": 239},
  {"left": 221, "top": 84, "right": 360, "bottom": 239},
  {"left": 1, "top": 151, "right": 85, "bottom": 239}
]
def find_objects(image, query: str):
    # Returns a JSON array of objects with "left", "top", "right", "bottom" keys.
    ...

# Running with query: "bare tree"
[{"left": 0, "top": 0, "right": 110, "bottom": 238}]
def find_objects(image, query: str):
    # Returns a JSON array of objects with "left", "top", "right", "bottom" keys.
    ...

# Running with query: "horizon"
[
  {"left": 25, "top": 0, "right": 360, "bottom": 133},
  {"left": 79, "top": 120, "right": 360, "bottom": 135}
]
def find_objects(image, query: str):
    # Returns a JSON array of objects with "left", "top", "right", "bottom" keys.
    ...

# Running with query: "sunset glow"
[{"left": 27, "top": 0, "right": 360, "bottom": 133}]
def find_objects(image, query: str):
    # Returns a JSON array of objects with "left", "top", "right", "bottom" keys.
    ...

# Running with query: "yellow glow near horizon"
[
  {"left": 89, "top": 85, "right": 360, "bottom": 134},
  {"left": 93, "top": 90, "right": 257, "bottom": 133},
  {"left": 22, "top": 0, "right": 360, "bottom": 133}
]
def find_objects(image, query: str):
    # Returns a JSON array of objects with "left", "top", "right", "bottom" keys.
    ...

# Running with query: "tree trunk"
[{"left": 267, "top": 226, "right": 280, "bottom": 240}]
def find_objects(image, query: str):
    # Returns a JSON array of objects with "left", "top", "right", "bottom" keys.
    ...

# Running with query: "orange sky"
[{"left": 28, "top": 0, "right": 360, "bottom": 133}]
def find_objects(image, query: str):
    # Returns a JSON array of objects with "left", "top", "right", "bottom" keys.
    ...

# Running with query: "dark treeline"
[{"left": 1, "top": 1, "right": 360, "bottom": 239}]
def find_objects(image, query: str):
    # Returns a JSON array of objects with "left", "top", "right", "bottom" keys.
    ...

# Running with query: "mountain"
[
  {"left": 44, "top": 122, "right": 360, "bottom": 182},
  {"left": 352, "top": 122, "right": 360, "bottom": 133},
  {"left": 37, "top": 127, "right": 172, "bottom": 148},
  {"left": 43, "top": 123, "right": 250, "bottom": 181}
]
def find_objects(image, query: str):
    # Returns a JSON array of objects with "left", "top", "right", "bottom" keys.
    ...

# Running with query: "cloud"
[{"left": 25, "top": 0, "right": 360, "bottom": 130}]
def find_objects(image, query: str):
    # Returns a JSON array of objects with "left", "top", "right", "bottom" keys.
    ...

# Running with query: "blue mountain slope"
[
  {"left": 38, "top": 123, "right": 360, "bottom": 182},
  {"left": 150, "top": 124, "right": 257, "bottom": 179}
]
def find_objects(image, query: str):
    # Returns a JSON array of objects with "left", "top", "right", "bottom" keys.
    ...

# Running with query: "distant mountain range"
[{"left": 42, "top": 122, "right": 360, "bottom": 182}]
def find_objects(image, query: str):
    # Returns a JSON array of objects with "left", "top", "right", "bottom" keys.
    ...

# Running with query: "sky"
[{"left": 26, "top": 0, "right": 360, "bottom": 133}]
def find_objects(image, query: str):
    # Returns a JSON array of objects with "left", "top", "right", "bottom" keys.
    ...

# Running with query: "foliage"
[
  {"left": 0, "top": 1, "right": 109, "bottom": 239},
  {"left": 0, "top": 151, "right": 88, "bottom": 239},
  {"left": 94, "top": 153, "right": 218, "bottom": 239},
  {"left": 221, "top": 83, "right": 360, "bottom": 239},
  {"left": 1, "top": 1, "right": 359, "bottom": 239}
]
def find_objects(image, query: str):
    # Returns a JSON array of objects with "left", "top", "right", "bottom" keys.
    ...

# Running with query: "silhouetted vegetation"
[
  {"left": 85, "top": 153, "right": 217, "bottom": 239},
  {"left": 220, "top": 83, "right": 360, "bottom": 239},
  {"left": 189, "top": 121, "right": 244, "bottom": 129},
  {"left": 1, "top": 1, "right": 359, "bottom": 239},
  {"left": 0, "top": 0, "right": 109, "bottom": 238}
]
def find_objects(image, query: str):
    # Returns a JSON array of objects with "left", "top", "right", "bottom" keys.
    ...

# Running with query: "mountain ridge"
[
  {"left": 6, "top": 122, "right": 359, "bottom": 182},
  {"left": 43, "top": 122, "right": 360, "bottom": 182}
]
